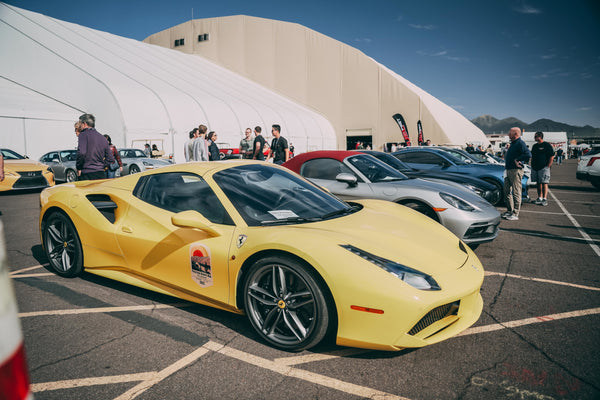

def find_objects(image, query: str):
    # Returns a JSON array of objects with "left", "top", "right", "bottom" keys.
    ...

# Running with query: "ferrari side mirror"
[{"left": 171, "top": 210, "right": 222, "bottom": 237}]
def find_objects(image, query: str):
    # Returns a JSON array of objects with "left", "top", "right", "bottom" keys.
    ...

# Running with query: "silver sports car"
[
  {"left": 118, "top": 148, "right": 171, "bottom": 175},
  {"left": 39, "top": 149, "right": 78, "bottom": 182},
  {"left": 283, "top": 150, "right": 501, "bottom": 248}
]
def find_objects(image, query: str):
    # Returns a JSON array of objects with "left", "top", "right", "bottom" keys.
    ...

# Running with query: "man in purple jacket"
[{"left": 76, "top": 113, "right": 113, "bottom": 180}]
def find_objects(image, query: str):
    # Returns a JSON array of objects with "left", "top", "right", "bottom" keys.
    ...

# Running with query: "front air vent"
[{"left": 408, "top": 301, "right": 460, "bottom": 336}]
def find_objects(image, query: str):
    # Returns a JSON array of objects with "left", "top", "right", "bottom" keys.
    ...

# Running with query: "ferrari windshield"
[
  {"left": 214, "top": 164, "right": 355, "bottom": 226},
  {"left": 346, "top": 154, "right": 408, "bottom": 182}
]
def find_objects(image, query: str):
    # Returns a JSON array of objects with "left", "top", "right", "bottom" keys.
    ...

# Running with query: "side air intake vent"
[{"left": 86, "top": 194, "right": 117, "bottom": 223}]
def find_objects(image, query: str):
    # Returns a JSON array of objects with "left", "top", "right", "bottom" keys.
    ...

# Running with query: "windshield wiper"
[
  {"left": 260, "top": 216, "right": 321, "bottom": 226},
  {"left": 321, "top": 205, "right": 360, "bottom": 220}
]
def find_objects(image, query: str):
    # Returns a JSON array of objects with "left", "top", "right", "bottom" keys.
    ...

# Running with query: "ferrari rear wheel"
[
  {"left": 244, "top": 256, "right": 330, "bottom": 351},
  {"left": 43, "top": 212, "right": 83, "bottom": 277}
]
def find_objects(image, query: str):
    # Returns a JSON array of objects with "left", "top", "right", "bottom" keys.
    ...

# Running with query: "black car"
[{"left": 361, "top": 150, "right": 501, "bottom": 205}]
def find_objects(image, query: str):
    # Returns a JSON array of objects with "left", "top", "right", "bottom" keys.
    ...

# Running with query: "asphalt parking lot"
[{"left": 1, "top": 158, "right": 598, "bottom": 400}]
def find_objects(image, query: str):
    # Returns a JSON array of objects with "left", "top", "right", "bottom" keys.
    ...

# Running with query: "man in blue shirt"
[
  {"left": 76, "top": 114, "right": 113, "bottom": 180},
  {"left": 502, "top": 127, "right": 531, "bottom": 220}
]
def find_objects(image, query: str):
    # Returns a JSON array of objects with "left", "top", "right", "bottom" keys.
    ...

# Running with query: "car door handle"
[{"left": 121, "top": 226, "right": 133, "bottom": 233}]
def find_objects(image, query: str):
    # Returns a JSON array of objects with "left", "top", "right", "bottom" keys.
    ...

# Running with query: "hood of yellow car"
[
  {"left": 5, "top": 159, "right": 49, "bottom": 171},
  {"left": 287, "top": 199, "right": 469, "bottom": 275}
]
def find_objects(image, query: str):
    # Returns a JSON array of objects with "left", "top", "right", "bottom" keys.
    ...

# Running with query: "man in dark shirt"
[
  {"left": 252, "top": 126, "right": 266, "bottom": 161},
  {"left": 76, "top": 113, "right": 113, "bottom": 180},
  {"left": 530, "top": 131, "right": 555, "bottom": 206},
  {"left": 267, "top": 124, "right": 289, "bottom": 165},
  {"left": 502, "top": 127, "right": 531, "bottom": 220}
]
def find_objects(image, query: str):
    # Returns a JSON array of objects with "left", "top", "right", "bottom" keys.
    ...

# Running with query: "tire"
[
  {"left": 483, "top": 178, "right": 503, "bottom": 206},
  {"left": 65, "top": 169, "right": 77, "bottom": 183},
  {"left": 129, "top": 164, "right": 140, "bottom": 174},
  {"left": 243, "top": 256, "right": 331, "bottom": 351},
  {"left": 42, "top": 211, "right": 84, "bottom": 277},
  {"left": 591, "top": 176, "right": 600, "bottom": 190},
  {"left": 402, "top": 201, "right": 438, "bottom": 221}
]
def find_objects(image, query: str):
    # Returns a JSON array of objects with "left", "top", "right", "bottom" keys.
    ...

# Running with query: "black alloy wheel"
[
  {"left": 42, "top": 212, "right": 84, "bottom": 277},
  {"left": 244, "top": 256, "right": 331, "bottom": 351}
]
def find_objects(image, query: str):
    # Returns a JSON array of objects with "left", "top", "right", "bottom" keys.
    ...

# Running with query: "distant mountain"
[{"left": 471, "top": 115, "right": 600, "bottom": 138}]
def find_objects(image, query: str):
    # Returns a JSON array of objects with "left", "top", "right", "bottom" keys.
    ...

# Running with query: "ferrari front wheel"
[
  {"left": 244, "top": 256, "right": 331, "bottom": 351},
  {"left": 42, "top": 211, "right": 83, "bottom": 277}
]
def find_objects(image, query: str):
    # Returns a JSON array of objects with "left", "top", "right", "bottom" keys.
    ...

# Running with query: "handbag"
[{"left": 108, "top": 145, "right": 120, "bottom": 171}]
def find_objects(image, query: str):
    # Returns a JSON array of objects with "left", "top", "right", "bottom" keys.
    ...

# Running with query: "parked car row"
[
  {"left": 282, "top": 151, "right": 501, "bottom": 248},
  {"left": 38, "top": 148, "right": 171, "bottom": 182},
  {"left": 392, "top": 146, "right": 530, "bottom": 202}
]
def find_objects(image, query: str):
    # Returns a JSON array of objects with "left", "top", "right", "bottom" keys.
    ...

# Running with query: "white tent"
[
  {"left": 145, "top": 15, "right": 489, "bottom": 150},
  {"left": 0, "top": 3, "right": 336, "bottom": 161}
]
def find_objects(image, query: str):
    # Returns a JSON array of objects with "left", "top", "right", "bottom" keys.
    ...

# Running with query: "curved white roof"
[{"left": 0, "top": 3, "right": 335, "bottom": 160}]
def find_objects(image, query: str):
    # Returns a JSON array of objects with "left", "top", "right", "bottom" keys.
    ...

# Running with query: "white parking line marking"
[
  {"left": 31, "top": 372, "right": 156, "bottom": 392},
  {"left": 204, "top": 341, "right": 409, "bottom": 400},
  {"left": 517, "top": 209, "right": 600, "bottom": 219},
  {"left": 498, "top": 228, "right": 600, "bottom": 244},
  {"left": 9, "top": 265, "right": 45, "bottom": 275},
  {"left": 550, "top": 191, "right": 600, "bottom": 257},
  {"left": 485, "top": 271, "right": 600, "bottom": 291},
  {"left": 274, "top": 348, "right": 370, "bottom": 366},
  {"left": 113, "top": 346, "right": 212, "bottom": 400},
  {"left": 11, "top": 273, "right": 54, "bottom": 278},
  {"left": 457, "top": 307, "right": 600, "bottom": 337},
  {"left": 18, "top": 303, "right": 190, "bottom": 318},
  {"left": 549, "top": 188, "right": 598, "bottom": 195}
]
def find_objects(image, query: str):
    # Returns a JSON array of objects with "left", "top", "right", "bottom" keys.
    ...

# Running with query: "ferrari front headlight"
[
  {"left": 439, "top": 192, "right": 475, "bottom": 212},
  {"left": 341, "top": 244, "right": 441, "bottom": 290}
]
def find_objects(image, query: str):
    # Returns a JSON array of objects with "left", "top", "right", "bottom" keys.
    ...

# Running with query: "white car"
[
  {"left": 576, "top": 148, "right": 600, "bottom": 189},
  {"left": 118, "top": 148, "right": 171, "bottom": 175},
  {"left": 0, "top": 221, "right": 32, "bottom": 400}
]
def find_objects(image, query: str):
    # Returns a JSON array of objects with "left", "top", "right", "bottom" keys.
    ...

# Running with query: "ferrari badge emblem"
[{"left": 237, "top": 234, "right": 247, "bottom": 248}]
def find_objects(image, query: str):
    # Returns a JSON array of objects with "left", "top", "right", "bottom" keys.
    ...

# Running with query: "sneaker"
[
  {"left": 533, "top": 198, "right": 543, "bottom": 205},
  {"left": 541, "top": 199, "right": 548, "bottom": 206},
  {"left": 501, "top": 212, "right": 512, "bottom": 218},
  {"left": 505, "top": 214, "right": 519, "bottom": 221}
]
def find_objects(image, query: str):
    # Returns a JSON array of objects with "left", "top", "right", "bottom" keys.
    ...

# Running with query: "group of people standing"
[
  {"left": 239, "top": 124, "right": 291, "bottom": 165},
  {"left": 184, "top": 125, "right": 220, "bottom": 162}
]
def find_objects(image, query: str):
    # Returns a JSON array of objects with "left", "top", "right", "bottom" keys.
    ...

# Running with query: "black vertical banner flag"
[
  {"left": 417, "top": 120, "right": 424, "bottom": 145},
  {"left": 392, "top": 113, "right": 411, "bottom": 146}
]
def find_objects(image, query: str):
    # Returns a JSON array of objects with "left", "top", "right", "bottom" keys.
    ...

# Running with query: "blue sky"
[{"left": 5, "top": 0, "right": 600, "bottom": 128}]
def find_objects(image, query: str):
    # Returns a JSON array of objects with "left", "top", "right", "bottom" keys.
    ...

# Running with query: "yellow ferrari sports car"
[
  {"left": 39, "top": 161, "right": 484, "bottom": 351},
  {"left": 2, "top": 149, "right": 55, "bottom": 191}
]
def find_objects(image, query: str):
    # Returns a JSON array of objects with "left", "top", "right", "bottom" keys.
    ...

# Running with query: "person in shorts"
[{"left": 530, "top": 131, "right": 555, "bottom": 206}]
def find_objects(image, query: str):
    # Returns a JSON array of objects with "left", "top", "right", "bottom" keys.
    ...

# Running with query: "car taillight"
[
  {"left": 586, "top": 157, "right": 600, "bottom": 167},
  {"left": 0, "top": 344, "right": 31, "bottom": 400}
]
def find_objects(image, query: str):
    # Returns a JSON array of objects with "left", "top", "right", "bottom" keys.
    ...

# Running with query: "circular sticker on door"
[{"left": 190, "top": 243, "right": 213, "bottom": 287}]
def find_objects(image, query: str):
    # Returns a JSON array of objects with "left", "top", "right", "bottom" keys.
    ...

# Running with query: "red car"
[{"left": 218, "top": 142, "right": 271, "bottom": 160}]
